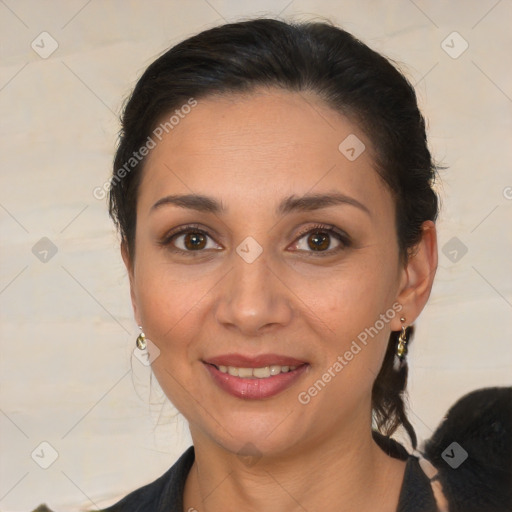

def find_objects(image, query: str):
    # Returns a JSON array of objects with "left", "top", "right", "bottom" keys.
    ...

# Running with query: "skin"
[{"left": 122, "top": 87, "right": 438, "bottom": 511}]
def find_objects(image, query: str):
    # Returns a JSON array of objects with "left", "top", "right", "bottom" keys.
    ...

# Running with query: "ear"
[
  {"left": 391, "top": 220, "right": 438, "bottom": 330},
  {"left": 121, "top": 241, "right": 141, "bottom": 326}
]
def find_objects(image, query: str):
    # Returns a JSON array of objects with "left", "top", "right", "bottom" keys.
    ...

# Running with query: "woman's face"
[{"left": 126, "top": 88, "right": 411, "bottom": 457}]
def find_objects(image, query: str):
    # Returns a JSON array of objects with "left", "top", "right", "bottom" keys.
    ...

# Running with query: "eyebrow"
[{"left": 151, "top": 192, "right": 371, "bottom": 217}]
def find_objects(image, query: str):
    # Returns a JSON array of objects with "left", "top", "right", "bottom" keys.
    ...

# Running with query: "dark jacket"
[{"left": 99, "top": 433, "right": 438, "bottom": 512}]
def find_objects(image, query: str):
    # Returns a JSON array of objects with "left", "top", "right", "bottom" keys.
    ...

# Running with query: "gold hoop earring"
[{"left": 136, "top": 326, "right": 146, "bottom": 350}]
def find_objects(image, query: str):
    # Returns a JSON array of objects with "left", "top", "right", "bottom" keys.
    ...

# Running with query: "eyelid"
[{"left": 294, "top": 223, "right": 351, "bottom": 244}]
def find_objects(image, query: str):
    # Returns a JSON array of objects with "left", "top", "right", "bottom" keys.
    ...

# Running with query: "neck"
[{"left": 183, "top": 420, "right": 406, "bottom": 512}]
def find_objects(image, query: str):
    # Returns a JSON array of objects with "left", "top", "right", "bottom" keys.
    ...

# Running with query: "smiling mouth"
[
  {"left": 203, "top": 353, "right": 309, "bottom": 399},
  {"left": 207, "top": 363, "right": 305, "bottom": 379}
]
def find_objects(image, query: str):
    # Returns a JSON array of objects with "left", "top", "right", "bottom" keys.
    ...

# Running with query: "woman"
[{"left": 102, "top": 17, "right": 452, "bottom": 511}]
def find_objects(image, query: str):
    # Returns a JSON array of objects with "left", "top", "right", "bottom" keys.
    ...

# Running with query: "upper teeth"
[{"left": 217, "top": 365, "right": 298, "bottom": 378}]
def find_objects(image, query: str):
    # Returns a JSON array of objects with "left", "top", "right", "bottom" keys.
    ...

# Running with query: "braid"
[{"left": 372, "top": 325, "right": 417, "bottom": 450}]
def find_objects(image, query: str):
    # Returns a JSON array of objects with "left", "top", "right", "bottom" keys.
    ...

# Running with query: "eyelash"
[{"left": 159, "top": 223, "right": 352, "bottom": 257}]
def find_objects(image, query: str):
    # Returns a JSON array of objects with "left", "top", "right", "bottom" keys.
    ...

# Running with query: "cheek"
[
  {"left": 133, "top": 261, "right": 208, "bottom": 352},
  {"left": 304, "top": 260, "right": 397, "bottom": 381},
  {"left": 312, "top": 259, "right": 395, "bottom": 332},
  {"left": 133, "top": 267, "right": 208, "bottom": 411}
]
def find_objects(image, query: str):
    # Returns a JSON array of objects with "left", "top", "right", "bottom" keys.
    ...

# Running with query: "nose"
[{"left": 214, "top": 244, "right": 293, "bottom": 337}]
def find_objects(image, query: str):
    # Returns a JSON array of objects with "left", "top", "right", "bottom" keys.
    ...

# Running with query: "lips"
[{"left": 203, "top": 353, "right": 309, "bottom": 400}]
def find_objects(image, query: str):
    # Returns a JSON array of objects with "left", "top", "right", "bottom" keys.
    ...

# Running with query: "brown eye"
[
  {"left": 306, "top": 231, "right": 330, "bottom": 251},
  {"left": 182, "top": 232, "right": 207, "bottom": 250},
  {"left": 292, "top": 224, "right": 351, "bottom": 256},
  {"left": 160, "top": 225, "right": 221, "bottom": 254}
]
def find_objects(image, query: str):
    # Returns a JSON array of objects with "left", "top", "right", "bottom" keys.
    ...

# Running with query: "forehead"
[
  {"left": 148, "top": 88, "right": 365, "bottom": 166},
  {"left": 139, "top": 88, "right": 393, "bottom": 219}
]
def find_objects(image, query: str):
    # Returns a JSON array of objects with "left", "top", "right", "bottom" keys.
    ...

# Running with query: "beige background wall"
[{"left": 1, "top": 0, "right": 511, "bottom": 510}]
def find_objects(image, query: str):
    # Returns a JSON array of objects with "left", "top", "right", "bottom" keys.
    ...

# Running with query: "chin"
[
  {"left": 191, "top": 404, "right": 308, "bottom": 459},
  {"left": 216, "top": 429, "right": 301, "bottom": 461}
]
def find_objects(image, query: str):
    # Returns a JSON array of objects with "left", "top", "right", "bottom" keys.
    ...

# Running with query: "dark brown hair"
[{"left": 109, "top": 18, "right": 441, "bottom": 449}]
